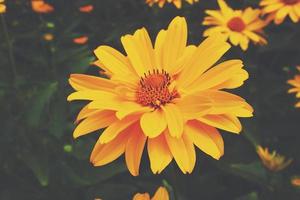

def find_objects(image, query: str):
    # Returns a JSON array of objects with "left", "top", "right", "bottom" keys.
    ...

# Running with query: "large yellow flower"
[
  {"left": 0, "top": 0, "right": 6, "bottom": 14},
  {"left": 68, "top": 16, "right": 253, "bottom": 176},
  {"left": 260, "top": 0, "right": 300, "bottom": 24},
  {"left": 133, "top": 187, "right": 169, "bottom": 200},
  {"left": 146, "top": 0, "right": 199, "bottom": 9},
  {"left": 203, "top": 0, "right": 267, "bottom": 51},
  {"left": 257, "top": 146, "right": 292, "bottom": 172},
  {"left": 287, "top": 66, "right": 300, "bottom": 107}
]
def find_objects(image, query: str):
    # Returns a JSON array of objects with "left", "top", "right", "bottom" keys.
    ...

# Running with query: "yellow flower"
[
  {"left": 260, "top": 0, "right": 300, "bottom": 24},
  {"left": 68, "top": 16, "right": 253, "bottom": 176},
  {"left": 146, "top": 0, "right": 199, "bottom": 9},
  {"left": 0, "top": 0, "right": 6, "bottom": 14},
  {"left": 133, "top": 187, "right": 169, "bottom": 200},
  {"left": 43, "top": 33, "right": 54, "bottom": 41},
  {"left": 291, "top": 176, "right": 300, "bottom": 187},
  {"left": 31, "top": 0, "right": 54, "bottom": 13},
  {"left": 257, "top": 146, "right": 292, "bottom": 172},
  {"left": 203, "top": 0, "right": 267, "bottom": 51},
  {"left": 287, "top": 66, "right": 300, "bottom": 107}
]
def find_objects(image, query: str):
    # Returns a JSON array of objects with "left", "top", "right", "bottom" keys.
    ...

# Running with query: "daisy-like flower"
[
  {"left": 260, "top": 0, "right": 300, "bottom": 24},
  {"left": 146, "top": 0, "right": 199, "bottom": 9},
  {"left": 68, "top": 16, "right": 253, "bottom": 176},
  {"left": 287, "top": 66, "right": 300, "bottom": 107},
  {"left": 257, "top": 146, "right": 292, "bottom": 172},
  {"left": 203, "top": 0, "right": 267, "bottom": 51},
  {"left": 0, "top": 0, "right": 6, "bottom": 14},
  {"left": 133, "top": 187, "right": 169, "bottom": 200},
  {"left": 291, "top": 176, "right": 300, "bottom": 187},
  {"left": 31, "top": 0, "right": 54, "bottom": 13}
]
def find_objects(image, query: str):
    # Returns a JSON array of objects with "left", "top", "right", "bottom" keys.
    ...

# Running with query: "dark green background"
[{"left": 1, "top": 0, "right": 300, "bottom": 199}]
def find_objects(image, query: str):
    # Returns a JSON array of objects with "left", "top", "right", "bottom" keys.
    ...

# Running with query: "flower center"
[
  {"left": 282, "top": 0, "right": 299, "bottom": 4},
  {"left": 136, "top": 69, "right": 179, "bottom": 108},
  {"left": 227, "top": 17, "right": 246, "bottom": 32}
]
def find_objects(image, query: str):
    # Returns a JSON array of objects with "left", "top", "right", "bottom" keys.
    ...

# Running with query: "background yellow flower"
[
  {"left": 133, "top": 187, "right": 169, "bottom": 200},
  {"left": 260, "top": 0, "right": 300, "bottom": 24},
  {"left": 287, "top": 66, "right": 300, "bottom": 107},
  {"left": 203, "top": 0, "right": 267, "bottom": 50},
  {"left": 0, "top": 0, "right": 6, "bottom": 14},
  {"left": 146, "top": 0, "right": 199, "bottom": 9}
]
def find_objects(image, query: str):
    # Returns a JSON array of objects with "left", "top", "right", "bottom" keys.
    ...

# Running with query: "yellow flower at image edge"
[
  {"left": 0, "top": 0, "right": 6, "bottom": 14},
  {"left": 260, "top": 0, "right": 300, "bottom": 24},
  {"left": 203, "top": 0, "right": 267, "bottom": 51},
  {"left": 287, "top": 67, "right": 300, "bottom": 107},
  {"left": 133, "top": 187, "right": 169, "bottom": 200},
  {"left": 257, "top": 146, "right": 292, "bottom": 172},
  {"left": 146, "top": 0, "right": 199, "bottom": 9},
  {"left": 68, "top": 16, "right": 253, "bottom": 176},
  {"left": 291, "top": 176, "right": 300, "bottom": 187}
]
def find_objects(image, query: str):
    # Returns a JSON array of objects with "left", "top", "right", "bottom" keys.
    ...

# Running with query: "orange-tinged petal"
[
  {"left": 198, "top": 114, "right": 242, "bottom": 134},
  {"left": 151, "top": 187, "right": 169, "bottom": 200},
  {"left": 133, "top": 193, "right": 151, "bottom": 200},
  {"left": 186, "top": 120, "right": 224, "bottom": 159},
  {"left": 140, "top": 109, "right": 167, "bottom": 138},
  {"left": 165, "top": 131, "right": 190, "bottom": 173},
  {"left": 73, "top": 110, "right": 117, "bottom": 138},
  {"left": 91, "top": 130, "right": 130, "bottom": 166},
  {"left": 99, "top": 115, "right": 140, "bottom": 144},
  {"left": 75, "top": 103, "right": 101, "bottom": 123},
  {"left": 182, "top": 133, "right": 196, "bottom": 173},
  {"left": 147, "top": 134, "right": 172, "bottom": 174},
  {"left": 125, "top": 123, "right": 147, "bottom": 176},
  {"left": 116, "top": 102, "right": 152, "bottom": 120},
  {"left": 162, "top": 104, "right": 184, "bottom": 138}
]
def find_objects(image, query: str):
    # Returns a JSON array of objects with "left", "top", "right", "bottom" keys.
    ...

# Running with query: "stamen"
[{"left": 227, "top": 17, "right": 246, "bottom": 32}]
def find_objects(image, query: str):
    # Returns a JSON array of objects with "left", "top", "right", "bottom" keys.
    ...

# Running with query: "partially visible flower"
[
  {"left": 79, "top": 4, "right": 94, "bottom": 13},
  {"left": 146, "top": 0, "right": 199, "bottom": 9},
  {"left": 203, "top": 0, "right": 267, "bottom": 51},
  {"left": 291, "top": 176, "right": 300, "bottom": 187},
  {"left": 43, "top": 33, "right": 54, "bottom": 41},
  {"left": 0, "top": 0, "right": 6, "bottom": 14},
  {"left": 68, "top": 16, "right": 253, "bottom": 176},
  {"left": 31, "top": 0, "right": 54, "bottom": 13},
  {"left": 73, "top": 36, "right": 89, "bottom": 44},
  {"left": 257, "top": 145, "right": 292, "bottom": 172},
  {"left": 287, "top": 66, "right": 300, "bottom": 107},
  {"left": 133, "top": 187, "right": 169, "bottom": 200},
  {"left": 260, "top": 0, "right": 300, "bottom": 24}
]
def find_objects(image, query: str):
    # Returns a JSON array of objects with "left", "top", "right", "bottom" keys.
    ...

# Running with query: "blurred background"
[{"left": 1, "top": 0, "right": 300, "bottom": 199}]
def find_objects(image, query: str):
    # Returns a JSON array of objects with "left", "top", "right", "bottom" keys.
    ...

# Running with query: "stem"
[{"left": 1, "top": 14, "right": 18, "bottom": 88}]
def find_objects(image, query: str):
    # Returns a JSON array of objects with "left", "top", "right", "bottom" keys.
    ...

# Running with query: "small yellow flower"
[
  {"left": 257, "top": 146, "right": 292, "bottom": 172},
  {"left": 260, "top": 0, "right": 300, "bottom": 24},
  {"left": 203, "top": 0, "right": 267, "bottom": 51},
  {"left": 68, "top": 16, "right": 253, "bottom": 176},
  {"left": 0, "top": 0, "right": 6, "bottom": 14},
  {"left": 133, "top": 187, "right": 169, "bottom": 200},
  {"left": 146, "top": 0, "right": 199, "bottom": 9},
  {"left": 31, "top": 0, "right": 54, "bottom": 13},
  {"left": 287, "top": 66, "right": 300, "bottom": 107},
  {"left": 291, "top": 176, "right": 300, "bottom": 187},
  {"left": 43, "top": 33, "right": 54, "bottom": 41}
]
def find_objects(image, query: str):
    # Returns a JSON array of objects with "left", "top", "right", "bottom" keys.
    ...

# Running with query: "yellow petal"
[
  {"left": 164, "top": 131, "right": 190, "bottom": 173},
  {"left": 75, "top": 103, "right": 101, "bottom": 122},
  {"left": 198, "top": 114, "right": 242, "bottom": 134},
  {"left": 182, "top": 133, "right": 196, "bottom": 173},
  {"left": 99, "top": 115, "right": 140, "bottom": 144},
  {"left": 140, "top": 109, "right": 167, "bottom": 138},
  {"left": 186, "top": 120, "right": 224, "bottom": 159},
  {"left": 69, "top": 74, "right": 116, "bottom": 92},
  {"left": 125, "top": 124, "right": 147, "bottom": 176},
  {"left": 73, "top": 110, "right": 117, "bottom": 138},
  {"left": 154, "top": 30, "right": 167, "bottom": 69},
  {"left": 121, "top": 28, "right": 155, "bottom": 76},
  {"left": 151, "top": 187, "right": 169, "bottom": 200},
  {"left": 91, "top": 130, "right": 130, "bottom": 166},
  {"left": 162, "top": 16, "right": 187, "bottom": 73},
  {"left": 147, "top": 134, "right": 172, "bottom": 174},
  {"left": 162, "top": 104, "right": 184, "bottom": 138},
  {"left": 116, "top": 102, "right": 152, "bottom": 120}
]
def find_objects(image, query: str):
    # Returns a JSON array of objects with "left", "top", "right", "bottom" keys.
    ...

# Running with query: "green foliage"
[{"left": 1, "top": 0, "right": 300, "bottom": 199}]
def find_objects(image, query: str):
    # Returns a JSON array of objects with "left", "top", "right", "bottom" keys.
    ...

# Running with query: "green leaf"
[
  {"left": 25, "top": 82, "right": 58, "bottom": 128},
  {"left": 235, "top": 192, "right": 259, "bottom": 200}
]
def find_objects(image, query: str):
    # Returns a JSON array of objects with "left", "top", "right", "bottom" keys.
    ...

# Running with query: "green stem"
[{"left": 1, "top": 14, "right": 18, "bottom": 88}]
